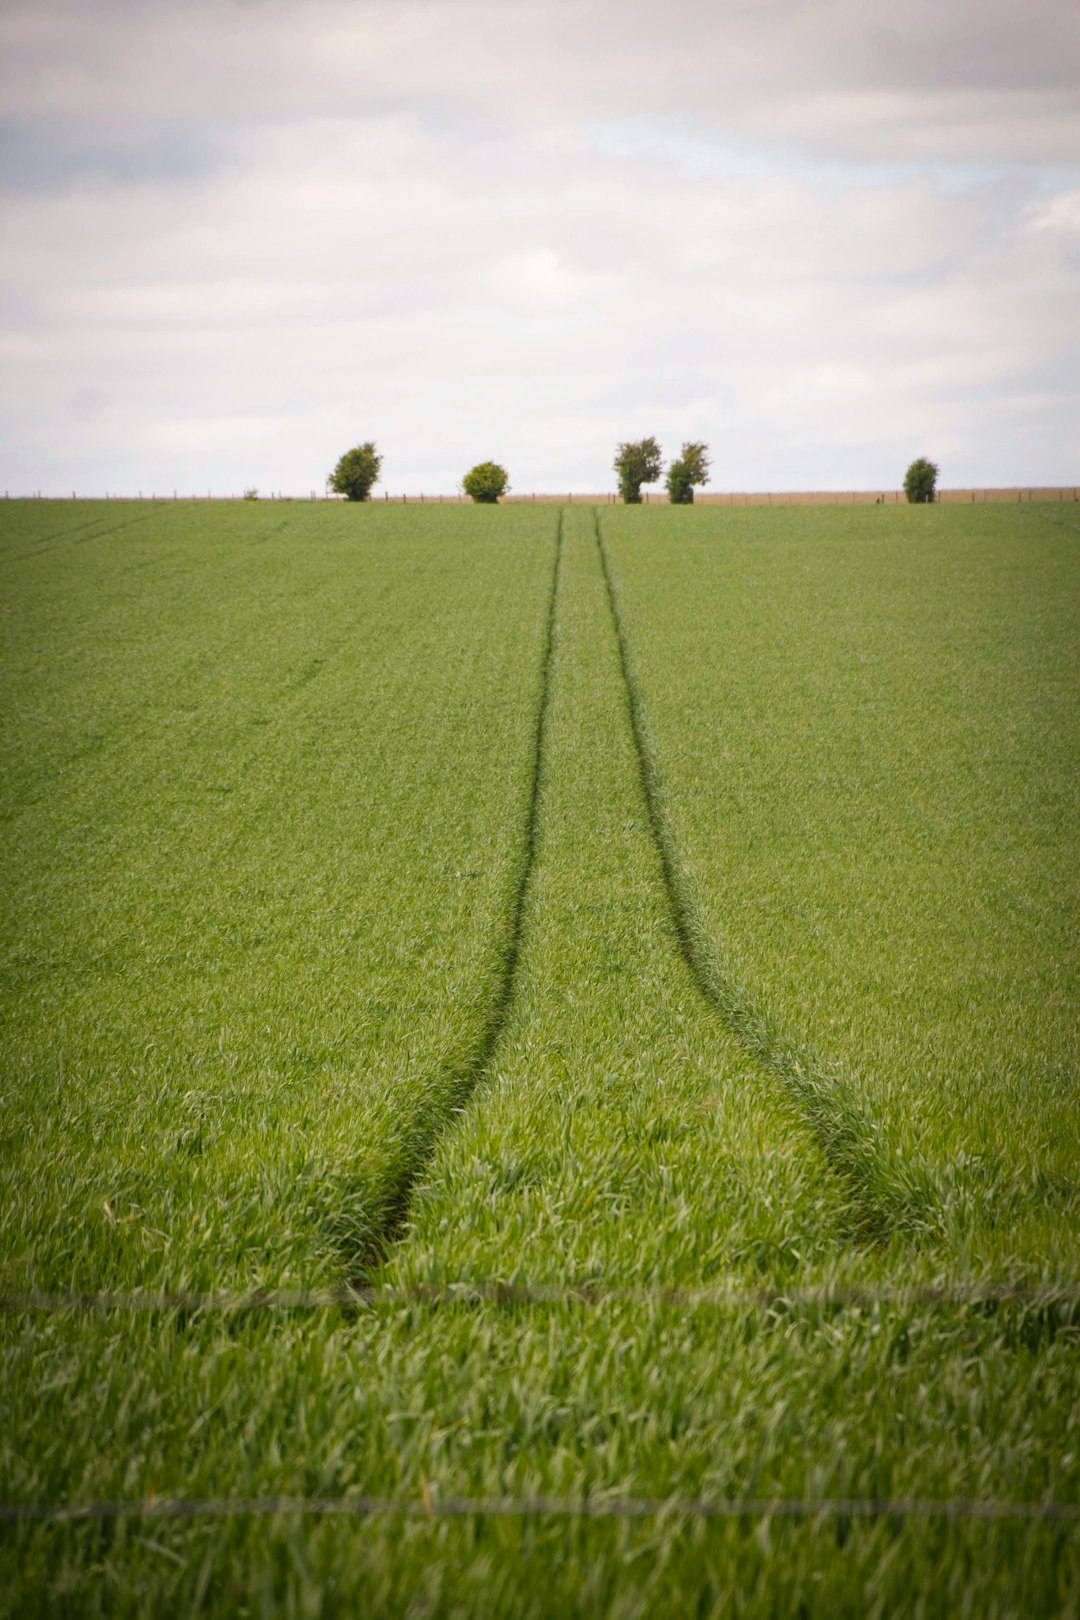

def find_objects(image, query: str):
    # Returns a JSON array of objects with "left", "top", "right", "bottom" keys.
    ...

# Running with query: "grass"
[
  {"left": 0, "top": 499, "right": 559, "bottom": 1291},
  {"left": 1, "top": 499, "right": 1077, "bottom": 1616},
  {"left": 601, "top": 502, "right": 1080, "bottom": 1270}
]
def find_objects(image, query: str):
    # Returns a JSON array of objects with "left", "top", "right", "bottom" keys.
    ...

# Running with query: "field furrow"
[
  {"left": 602, "top": 503, "right": 1080, "bottom": 1271},
  {"left": 1, "top": 503, "right": 560, "bottom": 1292},
  {"left": 0, "top": 503, "right": 175, "bottom": 565},
  {"left": 358, "top": 509, "right": 564, "bottom": 1271},
  {"left": 1, "top": 504, "right": 351, "bottom": 819},
  {"left": 594, "top": 509, "right": 910, "bottom": 1242},
  {"left": 1, "top": 500, "right": 1077, "bottom": 1618},
  {"left": 384, "top": 503, "right": 851, "bottom": 1292}
]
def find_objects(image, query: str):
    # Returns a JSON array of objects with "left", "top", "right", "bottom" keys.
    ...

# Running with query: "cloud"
[
  {"left": 0, "top": 0, "right": 1078, "bottom": 493},
  {"left": 0, "top": 119, "right": 220, "bottom": 195},
  {"left": 3, "top": 0, "right": 1079, "bottom": 156}
]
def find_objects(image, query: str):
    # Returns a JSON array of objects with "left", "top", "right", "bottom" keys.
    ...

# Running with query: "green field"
[{"left": 1, "top": 498, "right": 1078, "bottom": 1616}]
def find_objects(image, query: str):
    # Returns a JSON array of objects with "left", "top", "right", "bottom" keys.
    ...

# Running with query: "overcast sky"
[{"left": 1, "top": 0, "right": 1078, "bottom": 495}]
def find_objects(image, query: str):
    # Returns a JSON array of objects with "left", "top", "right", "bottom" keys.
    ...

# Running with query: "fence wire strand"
[
  {"left": 2, "top": 1281, "right": 1079, "bottom": 1314},
  {"left": 4, "top": 1284, "right": 1077, "bottom": 1530},
  {"left": 2, "top": 1493, "right": 1077, "bottom": 1527}
]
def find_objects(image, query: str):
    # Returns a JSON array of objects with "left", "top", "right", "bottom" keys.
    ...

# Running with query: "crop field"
[{"left": 1, "top": 497, "right": 1078, "bottom": 1617}]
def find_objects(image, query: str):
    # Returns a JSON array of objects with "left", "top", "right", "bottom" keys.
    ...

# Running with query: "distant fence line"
[
  {"left": 5, "top": 487, "right": 1079, "bottom": 505},
  {"left": 500, "top": 488, "right": 1079, "bottom": 507},
  {"left": 691, "top": 487, "right": 1080, "bottom": 506}
]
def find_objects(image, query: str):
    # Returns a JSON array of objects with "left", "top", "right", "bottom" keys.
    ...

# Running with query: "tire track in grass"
[
  {"left": 1, "top": 518, "right": 359, "bottom": 868},
  {"left": 380, "top": 506, "right": 853, "bottom": 1297},
  {"left": 356, "top": 510, "right": 564, "bottom": 1279},
  {"left": 0, "top": 503, "right": 174, "bottom": 564},
  {"left": 0, "top": 515, "right": 329, "bottom": 829},
  {"left": 3, "top": 511, "right": 563, "bottom": 1299},
  {"left": 593, "top": 508, "right": 936, "bottom": 1243},
  {"left": 1015, "top": 504, "right": 1080, "bottom": 537},
  {"left": 1, "top": 501, "right": 294, "bottom": 573}
]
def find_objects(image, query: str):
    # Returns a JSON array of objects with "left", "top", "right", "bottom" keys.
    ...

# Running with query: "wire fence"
[
  {"left": 5, "top": 1284, "right": 1077, "bottom": 1531},
  {"left": 5, "top": 488, "right": 1080, "bottom": 506},
  {"left": 3, "top": 1492, "right": 1077, "bottom": 1527},
  {"left": 3, "top": 1281, "right": 1079, "bottom": 1313}
]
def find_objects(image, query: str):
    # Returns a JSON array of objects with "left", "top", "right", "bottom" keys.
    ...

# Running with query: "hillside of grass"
[{"left": 1, "top": 500, "right": 1077, "bottom": 1617}]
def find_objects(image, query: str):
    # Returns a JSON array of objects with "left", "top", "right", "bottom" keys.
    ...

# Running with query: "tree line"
[{"left": 327, "top": 443, "right": 940, "bottom": 505}]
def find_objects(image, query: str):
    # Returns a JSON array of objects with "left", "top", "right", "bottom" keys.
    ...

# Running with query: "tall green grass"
[
  {"left": 1, "top": 502, "right": 1077, "bottom": 1616},
  {"left": 603, "top": 502, "right": 1080, "bottom": 1270},
  {"left": 1, "top": 500, "right": 558, "bottom": 1290}
]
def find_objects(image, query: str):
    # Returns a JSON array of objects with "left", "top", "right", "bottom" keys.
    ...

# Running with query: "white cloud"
[{"left": 0, "top": 0, "right": 1078, "bottom": 493}]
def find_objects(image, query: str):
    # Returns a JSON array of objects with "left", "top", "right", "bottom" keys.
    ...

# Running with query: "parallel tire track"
[
  {"left": 1, "top": 504, "right": 174, "bottom": 565},
  {"left": 358, "top": 511, "right": 564, "bottom": 1278},
  {"left": 593, "top": 508, "right": 936, "bottom": 1243},
  {"left": 1, "top": 517, "right": 322, "bottom": 829}
]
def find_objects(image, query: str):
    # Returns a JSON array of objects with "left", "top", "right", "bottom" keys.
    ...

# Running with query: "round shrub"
[{"left": 463, "top": 462, "right": 509, "bottom": 503}]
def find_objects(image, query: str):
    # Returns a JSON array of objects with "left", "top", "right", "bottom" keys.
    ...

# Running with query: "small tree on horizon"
[
  {"left": 614, "top": 437, "right": 663, "bottom": 504},
  {"left": 666, "top": 442, "right": 711, "bottom": 505},
  {"left": 329, "top": 442, "right": 382, "bottom": 501},
  {"left": 462, "top": 461, "right": 509, "bottom": 503},
  {"left": 904, "top": 457, "right": 939, "bottom": 504}
]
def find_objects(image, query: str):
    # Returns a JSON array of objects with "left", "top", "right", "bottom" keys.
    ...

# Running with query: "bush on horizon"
[
  {"left": 904, "top": 457, "right": 939, "bottom": 504},
  {"left": 463, "top": 462, "right": 509, "bottom": 503},
  {"left": 614, "top": 437, "right": 663, "bottom": 504},
  {"left": 330, "top": 443, "right": 382, "bottom": 502},
  {"left": 666, "top": 442, "right": 711, "bottom": 505}
]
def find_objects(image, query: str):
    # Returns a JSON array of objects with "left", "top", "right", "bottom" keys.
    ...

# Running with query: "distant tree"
[
  {"left": 614, "top": 437, "right": 663, "bottom": 504},
  {"left": 462, "top": 461, "right": 509, "bottom": 503},
  {"left": 665, "top": 442, "right": 711, "bottom": 505},
  {"left": 329, "top": 442, "right": 382, "bottom": 501},
  {"left": 904, "top": 457, "right": 939, "bottom": 504}
]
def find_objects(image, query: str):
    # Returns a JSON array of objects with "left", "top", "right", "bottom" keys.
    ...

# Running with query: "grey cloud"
[
  {"left": 0, "top": 0, "right": 1077, "bottom": 495},
  {"left": 1, "top": 0, "right": 1077, "bottom": 159},
  {"left": 0, "top": 120, "right": 222, "bottom": 193}
]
